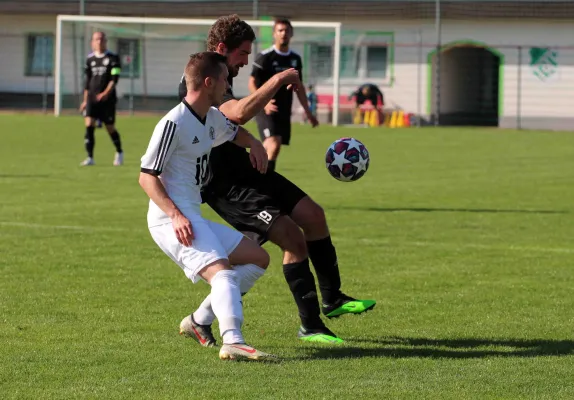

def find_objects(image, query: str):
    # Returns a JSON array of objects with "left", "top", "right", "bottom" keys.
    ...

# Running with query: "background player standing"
[
  {"left": 249, "top": 18, "right": 319, "bottom": 173},
  {"left": 79, "top": 31, "right": 124, "bottom": 167}
]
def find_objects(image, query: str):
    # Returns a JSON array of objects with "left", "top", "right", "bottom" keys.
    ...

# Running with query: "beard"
[{"left": 228, "top": 64, "right": 241, "bottom": 78}]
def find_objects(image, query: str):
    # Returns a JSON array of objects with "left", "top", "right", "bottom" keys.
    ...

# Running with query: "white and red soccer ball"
[{"left": 325, "top": 137, "right": 370, "bottom": 182}]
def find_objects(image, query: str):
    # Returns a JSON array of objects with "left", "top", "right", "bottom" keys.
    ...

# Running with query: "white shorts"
[{"left": 149, "top": 217, "right": 244, "bottom": 283}]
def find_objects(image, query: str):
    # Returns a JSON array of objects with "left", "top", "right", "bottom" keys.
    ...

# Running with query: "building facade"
[{"left": 0, "top": 0, "right": 572, "bottom": 129}]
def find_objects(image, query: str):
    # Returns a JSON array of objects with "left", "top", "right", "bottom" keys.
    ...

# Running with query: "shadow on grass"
[
  {"left": 328, "top": 206, "right": 568, "bottom": 215},
  {"left": 302, "top": 337, "right": 574, "bottom": 360}
]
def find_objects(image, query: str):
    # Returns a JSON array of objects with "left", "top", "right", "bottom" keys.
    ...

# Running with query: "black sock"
[
  {"left": 283, "top": 259, "right": 324, "bottom": 329},
  {"left": 109, "top": 130, "right": 123, "bottom": 153},
  {"left": 267, "top": 160, "right": 276, "bottom": 173},
  {"left": 85, "top": 126, "right": 95, "bottom": 158},
  {"left": 306, "top": 236, "right": 342, "bottom": 305}
]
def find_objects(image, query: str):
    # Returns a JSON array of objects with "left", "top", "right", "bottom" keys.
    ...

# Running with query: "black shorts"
[
  {"left": 255, "top": 113, "right": 292, "bottom": 145},
  {"left": 85, "top": 100, "right": 116, "bottom": 125},
  {"left": 203, "top": 171, "right": 307, "bottom": 245}
]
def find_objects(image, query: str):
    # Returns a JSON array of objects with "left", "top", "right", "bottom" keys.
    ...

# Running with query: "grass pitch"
[{"left": 1, "top": 114, "right": 574, "bottom": 399}]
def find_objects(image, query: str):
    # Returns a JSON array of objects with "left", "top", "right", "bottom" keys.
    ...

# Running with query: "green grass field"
[{"left": 2, "top": 114, "right": 574, "bottom": 399}]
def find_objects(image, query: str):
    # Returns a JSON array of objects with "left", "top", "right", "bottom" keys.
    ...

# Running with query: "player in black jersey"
[
  {"left": 79, "top": 31, "right": 124, "bottom": 166},
  {"left": 249, "top": 18, "right": 318, "bottom": 173},
  {"left": 178, "top": 15, "right": 375, "bottom": 346}
]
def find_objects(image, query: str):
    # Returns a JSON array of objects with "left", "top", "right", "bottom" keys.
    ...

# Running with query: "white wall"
[{"left": 1, "top": 15, "right": 573, "bottom": 126}]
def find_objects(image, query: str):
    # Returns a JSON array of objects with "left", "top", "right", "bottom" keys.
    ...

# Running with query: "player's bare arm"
[
  {"left": 96, "top": 80, "right": 116, "bottom": 102},
  {"left": 294, "top": 85, "right": 319, "bottom": 127},
  {"left": 219, "top": 68, "right": 300, "bottom": 125},
  {"left": 231, "top": 126, "right": 268, "bottom": 174},
  {"left": 249, "top": 76, "right": 278, "bottom": 116},
  {"left": 138, "top": 172, "right": 194, "bottom": 246}
]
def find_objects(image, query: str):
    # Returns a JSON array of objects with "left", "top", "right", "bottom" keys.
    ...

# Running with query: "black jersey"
[
  {"left": 351, "top": 83, "right": 384, "bottom": 105},
  {"left": 178, "top": 74, "right": 260, "bottom": 188},
  {"left": 84, "top": 51, "right": 121, "bottom": 101},
  {"left": 250, "top": 47, "right": 302, "bottom": 115}
]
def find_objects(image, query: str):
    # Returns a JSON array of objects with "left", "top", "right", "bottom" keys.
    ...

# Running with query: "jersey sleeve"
[
  {"left": 210, "top": 108, "right": 239, "bottom": 147},
  {"left": 109, "top": 54, "right": 121, "bottom": 83},
  {"left": 296, "top": 54, "right": 303, "bottom": 83},
  {"left": 84, "top": 57, "right": 92, "bottom": 90},
  {"left": 250, "top": 53, "right": 267, "bottom": 87},
  {"left": 178, "top": 74, "right": 186, "bottom": 101},
  {"left": 140, "top": 119, "right": 179, "bottom": 176}
]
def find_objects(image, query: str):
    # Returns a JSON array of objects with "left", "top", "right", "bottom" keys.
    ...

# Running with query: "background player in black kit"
[
  {"left": 79, "top": 31, "right": 124, "bottom": 166},
  {"left": 178, "top": 15, "right": 375, "bottom": 346},
  {"left": 249, "top": 18, "right": 318, "bottom": 173}
]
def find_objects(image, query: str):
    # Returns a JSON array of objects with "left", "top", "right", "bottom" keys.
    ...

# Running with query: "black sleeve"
[
  {"left": 296, "top": 54, "right": 303, "bottom": 84},
  {"left": 178, "top": 74, "right": 186, "bottom": 101},
  {"left": 109, "top": 54, "right": 121, "bottom": 84},
  {"left": 250, "top": 53, "right": 267, "bottom": 88},
  {"left": 83, "top": 57, "right": 92, "bottom": 91}
]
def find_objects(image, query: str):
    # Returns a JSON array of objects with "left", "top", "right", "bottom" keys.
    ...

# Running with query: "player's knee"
[
  {"left": 292, "top": 197, "right": 327, "bottom": 233},
  {"left": 105, "top": 124, "right": 116, "bottom": 134},
  {"left": 269, "top": 217, "right": 307, "bottom": 259},
  {"left": 254, "top": 246, "right": 270, "bottom": 270},
  {"left": 198, "top": 259, "right": 233, "bottom": 284}
]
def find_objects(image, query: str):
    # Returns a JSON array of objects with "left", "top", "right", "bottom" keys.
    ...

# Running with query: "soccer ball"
[{"left": 325, "top": 137, "right": 370, "bottom": 182}]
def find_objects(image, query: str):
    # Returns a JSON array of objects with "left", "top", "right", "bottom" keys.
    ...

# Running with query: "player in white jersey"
[{"left": 139, "top": 52, "right": 275, "bottom": 361}]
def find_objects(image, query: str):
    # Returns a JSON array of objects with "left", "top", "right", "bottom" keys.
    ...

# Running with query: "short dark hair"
[
  {"left": 207, "top": 14, "right": 256, "bottom": 52},
  {"left": 274, "top": 17, "right": 293, "bottom": 32},
  {"left": 184, "top": 52, "right": 227, "bottom": 91}
]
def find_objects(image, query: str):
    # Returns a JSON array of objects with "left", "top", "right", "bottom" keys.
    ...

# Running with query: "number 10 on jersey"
[{"left": 195, "top": 154, "right": 209, "bottom": 185}]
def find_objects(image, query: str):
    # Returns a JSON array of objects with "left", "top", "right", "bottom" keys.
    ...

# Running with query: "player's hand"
[
  {"left": 307, "top": 113, "right": 319, "bottom": 128},
  {"left": 79, "top": 101, "right": 87, "bottom": 112},
  {"left": 172, "top": 213, "right": 194, "bottom": 247},
  {"left": 248, "top": 140, "right": 268, "bottom": 174},
  {"left": 264, "top": 99, "right": 278, "bottom": 115},
  {"left": 96, "top": 92, "right": 108, "bottom": 102},
  {"left": 277, "top": 68, "right": 300, "bottom": 87}
]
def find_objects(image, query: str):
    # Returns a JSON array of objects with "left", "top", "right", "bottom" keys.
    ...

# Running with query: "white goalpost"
[{"left": 54, "top": 14, "right": 342, "bottom": 126}]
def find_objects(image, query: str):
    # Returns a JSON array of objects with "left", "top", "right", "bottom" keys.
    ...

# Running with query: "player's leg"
[
  {"left": 256, "top": 113, "right": 282, "bottom": 173},
  {"left": 204, "top": 186, "right": 341, "bottom": 343},
  {"left": 188, "top": 223, "right": 270, "bottom": 332},
  {"left": 149, "top": 220, "right": 275, "bottom": 360},
  {"left": 102, "top": 102, "right": 123, "bottom": 166},
  {"left": 81, "top": 103, "right": 97, "bottom": 166},
  {"left": 267, "top": 174, "right": 376, "bottom": 318}
]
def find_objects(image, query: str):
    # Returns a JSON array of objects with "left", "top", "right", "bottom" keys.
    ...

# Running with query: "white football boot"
[
  {"left": 113, "top": 152, "right": 124, "bottom": 166},
  {"left": 179, "top": 315, "right": 216, "bottom": 347},
  {"left": 219, "top": 344, "right": 278, "bottom": 362},
  {"left": 80, "top": 157, "right": 95, "bottom": 166}
]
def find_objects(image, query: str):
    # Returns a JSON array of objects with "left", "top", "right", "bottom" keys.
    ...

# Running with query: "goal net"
[{"left": 55, "top": 15, "right": 342, "bottom": 125}]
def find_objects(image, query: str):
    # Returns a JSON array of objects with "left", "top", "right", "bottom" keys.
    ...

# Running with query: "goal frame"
[{"left": 54, "top": 14, "right": 342, "bottom": 126}]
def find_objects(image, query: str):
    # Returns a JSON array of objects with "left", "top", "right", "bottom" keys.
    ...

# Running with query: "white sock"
[
  {"left": 192, "top": 264, "right": 266, "bottom": 326},
  {"left": 192, "top": 295, "right": 216, "bottom": 326},
  {"left": 209, "top": 269, "right": 244, "bottom": 345}
]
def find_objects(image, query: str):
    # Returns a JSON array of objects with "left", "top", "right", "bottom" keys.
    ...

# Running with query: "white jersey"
[{"left": 141, "top": 100, "right": 238, "bottom": 227}]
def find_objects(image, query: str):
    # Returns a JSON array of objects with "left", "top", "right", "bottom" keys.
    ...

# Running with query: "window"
[
  {"left": 307, "top": 41, "right": 390, "bottom": 82},
  {"left": 26, "top": 34, "right": 53, "bottom": 76},
  {"left": 117, "top": 38, "right": 141, "bottom": 78},
  {"left": 309, "top": 44, "right": 357, "bottom": 79},
  {"left": 366, "top": 46, "right": 388, "bottom": 78}
]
